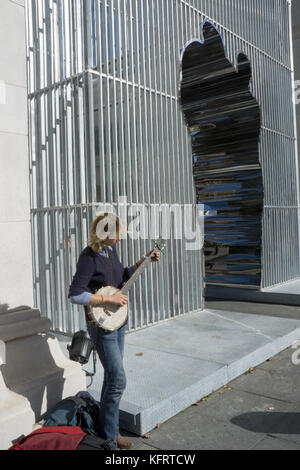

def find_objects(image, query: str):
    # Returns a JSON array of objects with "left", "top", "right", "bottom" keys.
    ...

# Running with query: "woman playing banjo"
[{"left": 68, "top": 212, "right": 160, "bottom": 450}]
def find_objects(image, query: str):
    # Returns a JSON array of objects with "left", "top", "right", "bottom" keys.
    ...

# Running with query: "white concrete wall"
[
  {"left": 0, "top": 5, "right": 88, "bottom": 448},
  {"left": 0, "top": 0, "right": 33, "bottom": 310}
]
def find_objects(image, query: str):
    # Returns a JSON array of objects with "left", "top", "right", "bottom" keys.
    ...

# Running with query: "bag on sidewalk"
[
  {"left": 43, "top": 391, "right": 102, "bottom": 437},
  {"left": 9, "top": 426, "right": 86, "bottom": 450},
  {"left": 9, "top": 426, "right": 115, "bottom": 451},
  {"left": 76, "top": 434, "right": 115, "bottom": 450}
]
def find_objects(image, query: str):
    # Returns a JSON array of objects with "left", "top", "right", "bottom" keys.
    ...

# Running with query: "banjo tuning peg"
[{"left": 152, "top": 237, "right": 167, "bottom": 254}]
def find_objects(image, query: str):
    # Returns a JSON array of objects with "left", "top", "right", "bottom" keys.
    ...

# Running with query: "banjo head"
[{"left": 90, "top": 285, "right": 128, "bottom": 331}]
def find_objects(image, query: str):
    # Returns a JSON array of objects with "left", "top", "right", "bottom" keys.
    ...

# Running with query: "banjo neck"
[
  {"left": 121, "top": 255, "right": 153, "bottom": 295},
  {"left": 121, "top": 239, "right": 166, "bottom": 296},
  {"left": 90, "top": 238, "right": 166, "bottom": 332}
]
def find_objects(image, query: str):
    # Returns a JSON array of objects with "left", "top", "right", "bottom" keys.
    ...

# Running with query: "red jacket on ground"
[{"left": 9, "top": 426, "right": 86, "bottom": 450}]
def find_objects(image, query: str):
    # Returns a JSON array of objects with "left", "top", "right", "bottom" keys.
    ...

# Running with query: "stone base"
[
  {"left": 0, "top": 374, "right": 35, "bottom": 450},
  {"left": 0, "top": 308, "right": 86, "bottom": 450}
]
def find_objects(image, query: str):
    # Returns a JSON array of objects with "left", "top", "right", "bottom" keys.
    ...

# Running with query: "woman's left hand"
[{"left": 147, "top": 250, "right": 161, "bottom": 262}]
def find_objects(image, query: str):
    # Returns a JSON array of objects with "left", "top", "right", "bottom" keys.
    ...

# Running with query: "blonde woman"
[{"left": 68, "top": 212, "right": 160, "bottom": 450}]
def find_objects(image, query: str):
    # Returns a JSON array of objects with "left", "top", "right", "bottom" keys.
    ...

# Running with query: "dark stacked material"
[{"left": 180, "top": 21, "right": 263, "bottom": 287}]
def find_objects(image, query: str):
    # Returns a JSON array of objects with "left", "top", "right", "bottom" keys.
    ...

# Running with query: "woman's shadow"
[{"left": 231, "top": 412, "right": 300, "bottom": 435}]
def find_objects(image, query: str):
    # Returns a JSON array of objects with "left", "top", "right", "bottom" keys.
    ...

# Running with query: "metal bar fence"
[{"left": 25, "top": 0, "right": 298, "bottom": 334}]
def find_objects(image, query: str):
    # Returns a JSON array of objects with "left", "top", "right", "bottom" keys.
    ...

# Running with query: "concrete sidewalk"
[
  {"left": 121, "top": 300, "right": 300, "bottom": 450},
  {"left": 57, "top": 300, "right": 300, "bottom": 449},
  {"left": 124, "top": 346, "right": 300, "bottom": 450}
]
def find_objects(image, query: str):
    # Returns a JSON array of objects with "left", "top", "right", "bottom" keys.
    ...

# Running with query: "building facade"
[{"left": 24, "top": 0, "right": 299, "bottom": 334}]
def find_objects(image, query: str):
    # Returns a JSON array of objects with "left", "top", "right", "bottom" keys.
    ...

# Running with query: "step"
[{"left": 57, "top": 309, "right": 300, "bottom": 436}]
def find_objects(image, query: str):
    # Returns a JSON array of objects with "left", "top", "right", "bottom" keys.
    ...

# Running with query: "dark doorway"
[{"left": 180, "top": 21, "right": 263, "bottom": 289}]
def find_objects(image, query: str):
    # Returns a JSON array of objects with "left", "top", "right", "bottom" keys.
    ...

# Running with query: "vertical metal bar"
[
  {"left": 178, "top": 0, "right": 187, "bottom": 314},
  {"left": 110, "top": 0, "right": 120, "bottom": 202},
  {"left": 94, "top": 1, "right": 105, "bottom": 202},
  {"left": 132, "top": 0, "right": 144, "bottom": 326},
  {"left": 116, "top": 0, "right": 126, "bottom": 198},
  {"left": 151, "top": 0, "right": 161, "bottom": 205}
]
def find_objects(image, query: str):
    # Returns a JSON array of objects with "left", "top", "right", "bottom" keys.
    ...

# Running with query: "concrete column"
[
  {"left": 0, "top": 2, "right": 87, "bottom": 448},
  {"left": 0, "top": 308, "right": 86, "bottom": 449},
  {"left": 0, "top": 0, "right": 33, "bottom": 310}
]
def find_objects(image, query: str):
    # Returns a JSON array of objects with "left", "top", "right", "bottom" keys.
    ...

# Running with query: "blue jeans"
[{"left": 87, "top": 320, "right": 127, "bottom": 449}]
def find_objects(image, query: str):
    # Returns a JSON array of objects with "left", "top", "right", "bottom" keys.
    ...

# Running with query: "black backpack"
[
  {"left": 44, "top": 392, "right": 103, "bottom": 438},
  {"left": 76, "top": 434, "right": 114, "bottom": 450}
]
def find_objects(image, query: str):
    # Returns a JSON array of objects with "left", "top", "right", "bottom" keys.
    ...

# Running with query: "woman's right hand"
[{"left": 107, "top": 291, "right": 128, "bottom": 307}]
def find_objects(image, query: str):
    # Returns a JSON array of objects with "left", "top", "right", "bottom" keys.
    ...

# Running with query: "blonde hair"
[{"left": 88, "top": 212, "right": 121, "bottom": 253}]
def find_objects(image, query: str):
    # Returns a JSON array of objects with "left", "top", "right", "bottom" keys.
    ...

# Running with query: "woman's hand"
[
  {"left": 146, "top": 249, "right": 161, "bottom": 262},
  {"left": 89, "top": 292, "right": 128, "bottom": 308},
  {"left": 107, "top": 291, "right": 128, "bottom": 307},
  {"left": 134, "top": 249, "right": 161, "bottom": 271}
]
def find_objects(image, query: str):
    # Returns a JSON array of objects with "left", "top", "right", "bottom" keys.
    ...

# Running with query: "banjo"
[{"left": 88, "top": 238, "right": 166, "bottom": 331}]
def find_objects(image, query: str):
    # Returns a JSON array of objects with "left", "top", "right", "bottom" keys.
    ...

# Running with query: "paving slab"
[
  {"left": 181, "top": 388, "right": 297, "bottom": 424},
  {"left": 88, "top": 343, "right": 228, "bottom": 436},
  {"left": 138, "top": 411, "right": 269, "bottom": 450},
  {"left": 230, "top": 360, "right": 300, "bottom": 404},
  {"left": 251, "top": 435, "right": 300, "bottom": 450},
  {"left": 57, "top": 309, "right": 300, "bottom": 436}
]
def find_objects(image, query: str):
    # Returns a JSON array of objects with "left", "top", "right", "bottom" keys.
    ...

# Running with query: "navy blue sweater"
[{"left": 68, "top": 245, "right": 135, "bottom": 299}]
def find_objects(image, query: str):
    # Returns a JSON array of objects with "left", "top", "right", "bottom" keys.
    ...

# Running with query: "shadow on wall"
[
  {"left": 0, "top": 303, "right": 65, "bottom": 424},
  {"left": 0, "top": 304, "right": 31, "bottom": 314},
  {"left": 179, "top": 20, "right": 263, "bottom": 288}
]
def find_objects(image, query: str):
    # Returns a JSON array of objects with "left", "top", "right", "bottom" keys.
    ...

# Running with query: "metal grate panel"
[{"left": 25, "top": 0, "right": 299, "bottom": 333}]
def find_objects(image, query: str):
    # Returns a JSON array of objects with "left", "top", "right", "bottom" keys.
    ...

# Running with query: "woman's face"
[
  {"left": 96, "top": 217, "right": 124, "bottom": 247},
  {"left": 104, "top": 238, "right": 120, "bottom": 246},
  {"left": 102, "top": 229, "right": 121, "bottom": 246}
]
